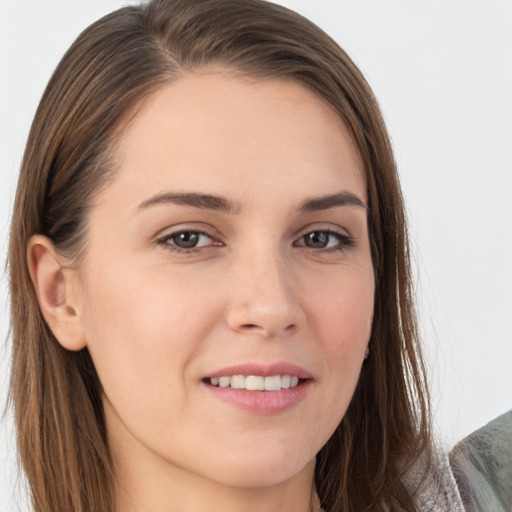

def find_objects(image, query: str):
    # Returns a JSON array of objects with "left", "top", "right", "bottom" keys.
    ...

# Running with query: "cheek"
[
  {"left": 79, "top": 264, "right": 219, "bottom": 416},
  {"left": 308, "top": 266, "right": 374, "bottom": 350},
  {"left": 305, "top": 268, "right": 374, "bottom": 410}
]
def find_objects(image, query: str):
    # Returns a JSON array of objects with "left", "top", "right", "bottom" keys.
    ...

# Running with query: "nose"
[{"left": 226, "top": 252, "right": 305, "bottom": 339}]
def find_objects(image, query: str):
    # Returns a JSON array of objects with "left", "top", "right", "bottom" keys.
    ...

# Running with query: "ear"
[{"left": 27, "top": 235, "right": 87, "bottom": 351}]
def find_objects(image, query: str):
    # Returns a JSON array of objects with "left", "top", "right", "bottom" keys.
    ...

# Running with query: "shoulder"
[
  {"left": 403, "top": 449, "right": 465, "bottom": 512},
  {"left": 450, "top": 409, "right": 512, "bottom": 512}
]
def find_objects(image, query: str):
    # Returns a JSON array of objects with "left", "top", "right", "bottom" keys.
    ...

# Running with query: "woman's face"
[{"left": 74, "top": 72, "right": 374, "bottom": 491}]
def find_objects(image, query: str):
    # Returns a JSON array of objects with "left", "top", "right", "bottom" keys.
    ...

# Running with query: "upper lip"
[{"left": 205, "top": 362, "right": 312, "bottom": 380}]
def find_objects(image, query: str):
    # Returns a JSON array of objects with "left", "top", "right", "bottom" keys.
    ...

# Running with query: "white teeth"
[
  {"left": 209, "top": 374, "right": 302, "bottom": 391},
  {"left": 281, "top": 375, "right": 291, "bottom": 389},
  {"left": 231, "top": 375, "right": 245, "bottom": 389},
  {"left": 246, "top": 375, "right": 265, "bottom": 390},
  {"left": 219, "top": 376, "right": 231, "bottom": 388},
  {"left": 264, "top": 375, "right": 281, "bottom": 391}
]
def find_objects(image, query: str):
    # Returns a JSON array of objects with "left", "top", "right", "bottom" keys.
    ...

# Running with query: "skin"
[{"left": 30, "top": 71, "right": 375, "bottom": 512}]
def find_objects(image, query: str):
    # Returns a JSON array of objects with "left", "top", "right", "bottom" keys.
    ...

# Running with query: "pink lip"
[
  {"left": 202, "top": 362, "right": 312, "bottom": 415},
  {"left": 205, "top": 362, "right": 312, "bottom": 380}
]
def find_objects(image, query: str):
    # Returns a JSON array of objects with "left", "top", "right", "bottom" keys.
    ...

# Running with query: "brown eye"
[
  {"left": 172, "top": 232, "right": 201, "bottom": 248},
  {"left": 157, "top": 230, "right": 218, "bottom": 252},
  {"left": 303, "top": 231, "right": 330, "bottom": 248},
  {"left": 295, "top": 230, "right": 354, "bottom": 251}
]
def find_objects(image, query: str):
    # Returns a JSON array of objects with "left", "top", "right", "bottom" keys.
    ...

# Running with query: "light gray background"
[{"left": 1, "top": 1, "right": 511, "bottom": 510}]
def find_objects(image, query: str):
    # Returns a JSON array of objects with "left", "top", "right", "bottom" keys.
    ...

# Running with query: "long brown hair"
[{"left": 8, "top": 1, "right": 432, "bottom": 510}]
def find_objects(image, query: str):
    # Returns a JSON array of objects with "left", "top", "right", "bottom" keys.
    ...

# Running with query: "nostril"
[
  {"left": 240, "top": 322, "right": 298, "bottom": 336},
  {"left": 284, "top": 323, "right": 297, "bottom": 333}
]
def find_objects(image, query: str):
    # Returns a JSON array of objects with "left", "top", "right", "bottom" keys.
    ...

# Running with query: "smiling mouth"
[{"left": 204, "top": 375, "right": 305, "bottom": 391}]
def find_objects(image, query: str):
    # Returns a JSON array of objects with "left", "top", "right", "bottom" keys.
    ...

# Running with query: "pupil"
[
  {"left": 175, "top": 232, "right": 199, "bottom": 248},
  {"left": 306, "top": 231, "right": 328, "bottom": 248}
]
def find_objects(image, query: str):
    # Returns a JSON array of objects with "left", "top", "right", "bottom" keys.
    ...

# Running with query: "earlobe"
[{"left": 27, "top": 235, "right": 87, "bottom": 351}]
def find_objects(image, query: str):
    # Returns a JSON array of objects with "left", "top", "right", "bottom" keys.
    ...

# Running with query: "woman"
[{"left": 7, "top": 0, "right": 463, "bottom": 510}]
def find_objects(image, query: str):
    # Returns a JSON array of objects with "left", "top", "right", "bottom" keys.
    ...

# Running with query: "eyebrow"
[
  {"left": 138, "top": 192, "right": 241, "bottom": 214},
  {"left": 137, "top": 190, "right": 367, "bottom": 214},
  {"left": 298, "top": 192, "right": 368, "bottom": 212}
]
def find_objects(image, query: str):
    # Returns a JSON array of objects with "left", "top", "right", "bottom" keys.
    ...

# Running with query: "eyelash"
[
  {"left": 156, "top": 228, "right": 354, "bottom": 254},
  {"left": 156, "top": 230, "right": 219, "bottom": 254},
  {"left": 294, "top": 229, "right": 355, "bottom": 252}
]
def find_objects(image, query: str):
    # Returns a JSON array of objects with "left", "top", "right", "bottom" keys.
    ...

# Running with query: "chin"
[
  {"left": 195, "top": 446, "right": 315, "bottom": 489},
  {"left": 221, "top": 468, "right": 299, "bottom": 489}
]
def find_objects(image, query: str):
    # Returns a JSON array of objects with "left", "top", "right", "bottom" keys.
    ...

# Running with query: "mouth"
[
  {"left": 201, "top": 362, "right": 312, "bottom": 413},
  {"left": 203, "top": 374, "right": 305, "bottom": 391}
]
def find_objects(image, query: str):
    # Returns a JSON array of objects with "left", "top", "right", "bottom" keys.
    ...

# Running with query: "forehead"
[{"left": 99, "top": 71, "right": 365, "bottom": 211}]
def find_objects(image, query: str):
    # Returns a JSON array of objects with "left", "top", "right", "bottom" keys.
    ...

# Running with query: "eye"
[
  {"left": 295, "top": 230, "right": 353, "bottom": 251},
  {"left": 156, "top": 230, "right": 219, "bottom": 252}
]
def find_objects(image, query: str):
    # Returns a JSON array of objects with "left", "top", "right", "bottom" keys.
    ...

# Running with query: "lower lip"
[{"left": 203, "top": 381, "right": 311, "bottom": 414}]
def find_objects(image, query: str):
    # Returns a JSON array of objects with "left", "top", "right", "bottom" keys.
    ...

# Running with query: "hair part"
[{"left": 8, "top": 1, "right": 431, "bottom": 510}]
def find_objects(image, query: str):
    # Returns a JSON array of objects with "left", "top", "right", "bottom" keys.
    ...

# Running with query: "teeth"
[
  {"left": 265, "top": 375, "right": 281, "bottom": 391},
  {"left": 246, "top": 375, "right": 265, "bottom": 390},
  {"left": 281, "top": 375, "right": 291, "bottom": 389},
  {"left": 219, "top": 376, "right": 231, "bottom": 388},
  {"left": 208, "top": 375, "right": 302, "bottom": 391},
  {"left": 231, "top": 375, "right": 245, "bottom": 389}
]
